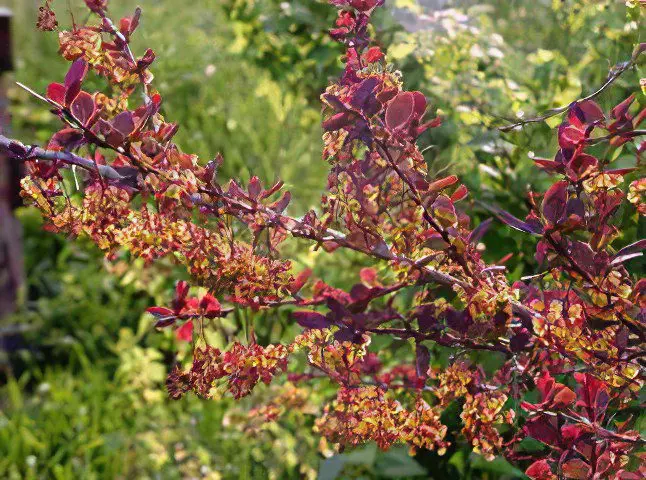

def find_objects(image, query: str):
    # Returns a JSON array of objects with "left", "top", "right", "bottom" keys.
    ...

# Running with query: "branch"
[
  {"left": 0, "top": 135, "right": 122, "bottom": 180},
  {"left": 0, "top": 134, "right": 541, "bottom": 324},
  {"left": 373, "top": 139, "right": 475, "bottom": 278},
  {"left": 499, "top": 52, "right": 640, "bottom": 132},
  {"left": 368, "top": 327, "right": 512, "bottom": 355}
]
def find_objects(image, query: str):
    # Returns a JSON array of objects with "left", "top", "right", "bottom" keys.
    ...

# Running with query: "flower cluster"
[
  {"left": 167, "top": 342, "right": 290, "bottom": 400},
  {"left": 1, "top": 0, "right": 643, "bottom": 475},
  {"left": 315, "top": 386, "right": 448, "bottom": 453}
]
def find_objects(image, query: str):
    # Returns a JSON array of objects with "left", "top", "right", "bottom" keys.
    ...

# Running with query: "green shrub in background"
[{"left": 381, "top": 0, "right": 644, "bottom": 278}]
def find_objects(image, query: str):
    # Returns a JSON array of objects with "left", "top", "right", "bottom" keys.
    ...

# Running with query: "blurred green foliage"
[{"left": 0, "top": 0, "right": 643, "bottom": 478}]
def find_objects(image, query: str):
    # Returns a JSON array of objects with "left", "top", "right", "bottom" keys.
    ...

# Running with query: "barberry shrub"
[{"left": 3, "top": 0, "right": 645, "bottom": 477}]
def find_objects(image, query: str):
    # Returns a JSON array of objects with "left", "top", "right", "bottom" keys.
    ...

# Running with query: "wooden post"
[{"left": 0, "top": 7, "right": 22, "bottom": 318}]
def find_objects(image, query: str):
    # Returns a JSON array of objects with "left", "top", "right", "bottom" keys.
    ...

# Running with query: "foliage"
[
  {"left": 8, "top": 0, "right": 328, "bottom": 209},
  {"left": 1, "top": 210, "right": 324, "bottom": 479},
  {"left": 0, "top": 0, "right": 645, "bottom": 479},
  {"left": 385, "top": 0, "right": 645, "bottom": 277}
]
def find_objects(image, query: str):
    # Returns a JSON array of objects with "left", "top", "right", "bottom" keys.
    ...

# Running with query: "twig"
[
  {"left": 499, "top": 54, "right": 639, "bottom": 132},
  {"left": 0, "top": 135, "right": 542, "bottom": 324},
  {"left": 0, "top": 135, "right": 122, "bottom": 180}
]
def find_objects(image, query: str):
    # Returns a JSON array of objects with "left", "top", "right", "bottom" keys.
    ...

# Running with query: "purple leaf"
[
  {"left": 497, "top": 209, "right": 543, "bottom": 235},
  {"left": 541, "top": 181, "right": 568, "bottom": 225},
  {"left": 510, "top": 328, "right": 530, "bottom": 352},
  {"left": 322, "top": 112, "right": 353, "bottom": 132},
  {"left": 64, "top": 59, "right": 88, "bottom": 105},
  {"left": 48, "top": 128, "right": 86, "bottom": 151},
  {"left": 415, "top": 343, "right": 430, "bottom": 380},
  {"left": 565, "top": 197, "right": 585, "bottom": 221},
  {"left": 445, "top": 308, "right": 472, "bottom": 334},
  {"left": 7, "top": 141, "right": 28, "bottom": 158},
  {"left": 468, "top": 218, "right": 493, "bottom": 245},
  {"left": 385, "top": 92, "right": 414, "bottom": 130},
  {"left": 333, "top": 326, "right": 357, "bottom": 343},
  {"left": 350, "top": 77, "right": 379, "bottom": 114},
  {"left": 70, "top": 91, "right": 96, "bottom": 126},
  {"left": 610, "top": 252, "right": 642, "bottom": 266},
  {"left": 293, "top": 311, "right": 330, "bottom": 330},
  {"left": 413, "top": 304, "right": 438, "bottom": 332},
  {"left": 615, "top": 239, "right": 646, "bottom": 258},
  {"left": 323, "top": 93, "right": 347, "bottom": 112},
  {"left": 64, "top": 59, "right": 88, "bottom": 89},
  {"left": 111, "top": 111, "right": 135, "bottom": 136},
  {"left": 326, "top": 297, "right": 349, "bottom": 321}
]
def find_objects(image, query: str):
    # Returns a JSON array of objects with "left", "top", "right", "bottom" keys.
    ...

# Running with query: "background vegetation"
[{"left": 0, "top": 0, "right": 642, "bottom": 478}]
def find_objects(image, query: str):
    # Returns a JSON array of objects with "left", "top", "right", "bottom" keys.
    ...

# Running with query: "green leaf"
[{"left": 374, "top": 447, "right": 426, "bottom": 478}]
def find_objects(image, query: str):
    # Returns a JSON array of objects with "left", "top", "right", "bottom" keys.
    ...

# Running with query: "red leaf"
[
  {"left": 411, "top": 91, "right": 427, "bottom": 117},
  {"left": 552, "top": 385, "right": 576, "bottom": 409},
  {"left": 415, "top": 115, "right": 441, "bottom": 136},
  {"left": 46, "top": 83, "right": 66, "bottom": 105},
  {"left": 562, "top": 459, "right": 590, "bottom": 480},
  {"left": 385, "top": 92, "right": 415, "bottom": 130},
  {"left": 542, "top": 181, "right": 568, "bottom": 225},
  {"left": 566, "top": 153, "right": 597, "bottom": 180},
  {"left": 524, "top": 416, "right": 560, "bottom": 445},
  {"left": 450, "top": 184, "right": 468, "bottom": 202},
  {"left": 270, "top": 191, "right": 291, "bottom": 214},
  {"left": 534, "top": 158, "right": 563, "bottom": 174},
  {"left": 247, "top": 176, "right": 262, "bottom": 200},
  {"left": 289, "top": 268, "right": 312, "bottom": 295},
  {"left": 48, "top": 128, "right": 85, "bottom": 151},
  {"left": 173, "top": 281, "right": 190, "bottom": 311},
  {"left": 146, "top": 306, "right": 174, "bottom": 318},
  {"left": 560, "top": 126, "right": 586, "bottom": 150},
  {"left": 560, "top": 424, "right": 584, "bottom": 444},
  {"left": 568, "top": 100, "right": 604, "bottom": 128},
  {"left": 363, "top": 46, "right": 384, "bottom": 63},
  {"left": 147, "top": 307, "right": 176, "bottom": 328},
  {"left": 359, "top": 267, "right": 379, "bottom": 287},
  {"left": 574, "top": 373, "right": 609, "bottom": 423},
  {"left": 199, "top": 294, "right": 221, "bottom": 318},
  {"left": 427, "top": 175, "right": 458, "bottom": 192},
  {"left": 525, "top": 459, "right": 554, "bottom": 480},
  {"left": 611, "top": 94, "right": 635, "bottom": 120},
  {"left": 175, "top": 320, "right": 194, "bottom": 342},
  {"left": 70, "top": 91, "right": 96, "bottom": 126}
]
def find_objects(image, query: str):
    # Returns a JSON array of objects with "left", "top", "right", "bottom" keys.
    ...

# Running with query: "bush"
[{"left": 1, "top": 0, "right": 644, "bottom": 478}]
